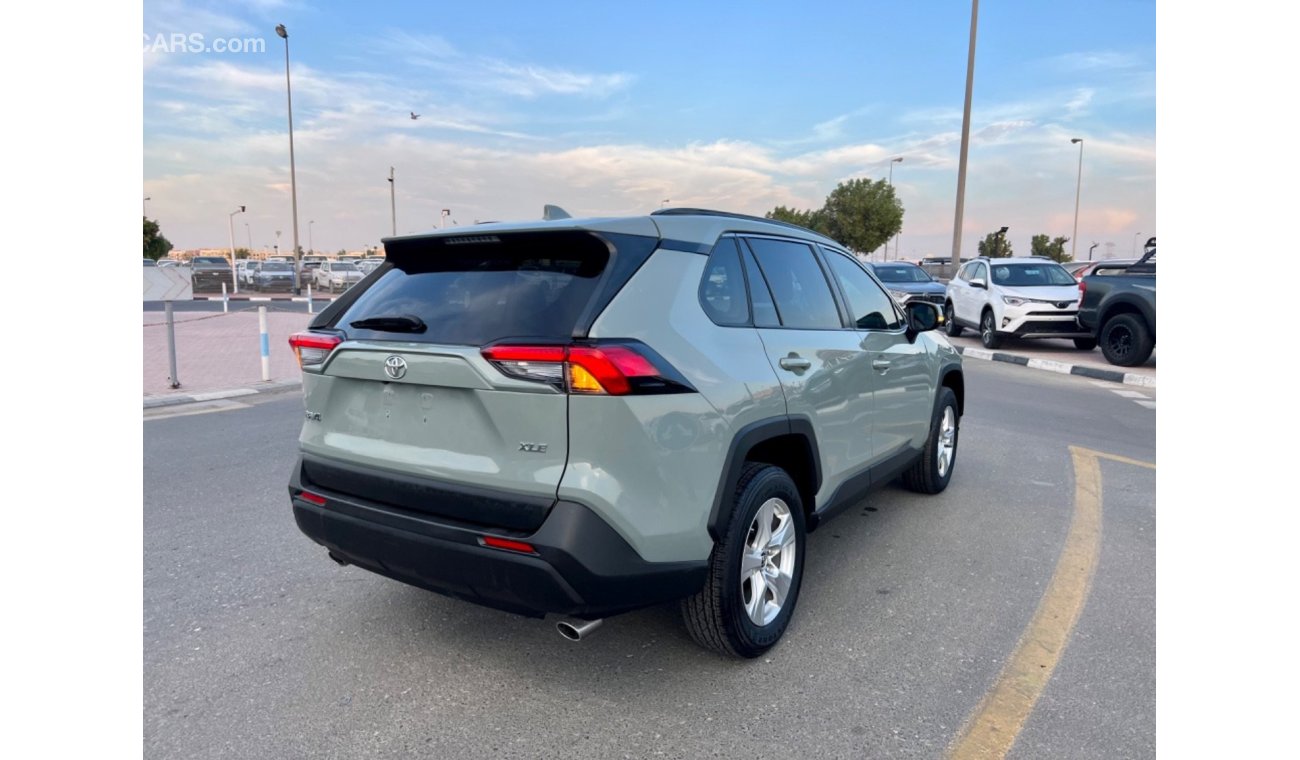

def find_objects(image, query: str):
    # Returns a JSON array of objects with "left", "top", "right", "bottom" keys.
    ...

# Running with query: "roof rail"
[{"left": 651, "top": 207, "right": 826, "bottom": 237}]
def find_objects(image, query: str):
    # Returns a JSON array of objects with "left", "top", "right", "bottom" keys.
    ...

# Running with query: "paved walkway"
[{"left": 143, "top": 307, "right": 313, "bottom": 398}]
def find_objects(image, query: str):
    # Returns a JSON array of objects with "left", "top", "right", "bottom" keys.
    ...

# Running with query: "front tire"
[
  {"left": 980, "top": 310, "right": 1003, "bottom": 349},
  {"left": 902, "top": 387, "right": 960, "bottom": 494},
  {"left": 682, "top": 464, "right": 806, "bottom": 658},
  {"left": 945, "top": 302, "right": 964, "bottom": 337},
  {"left": 1099, "top": 313, "right": 1154, "bottom": 366}
]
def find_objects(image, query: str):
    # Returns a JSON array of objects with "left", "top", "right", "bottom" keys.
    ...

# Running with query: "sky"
[{"left": 143, "top": 0, "right": 1155, "bottom": 259}]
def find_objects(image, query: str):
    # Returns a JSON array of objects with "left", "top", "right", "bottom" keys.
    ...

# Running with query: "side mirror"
[
  {"left": 905, "top": 301, "right": 941, "bottom": 337},
  {"left": 971, "top": 278, "right": 987, "bottom": 289}
]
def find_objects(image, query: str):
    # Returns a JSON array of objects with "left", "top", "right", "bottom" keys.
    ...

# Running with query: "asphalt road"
[{"left": 144, "top": 360, "right": 1155, "bottom": 759}]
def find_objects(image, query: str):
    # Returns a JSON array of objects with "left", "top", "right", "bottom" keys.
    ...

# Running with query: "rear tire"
[
  {"left": 682, "top": 464, "right": 806, "bottom": 659},
  {"left": 1099, "top": 313, "right": 1154, "bottom": 366},
  {"left": 1073, "top": 337, "right": 1098, "bottom": 351},
  {"left": 902, "top": 387, "right": 960, "bottom": 494},
  {"left": 945, "top": 302, "right": 963, "bottom": 337},
  {"left": 980, "top": 310, "right": 1003, "bottom": 349}
]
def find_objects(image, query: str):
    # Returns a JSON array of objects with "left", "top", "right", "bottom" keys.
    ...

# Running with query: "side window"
[
  {"left": 698, "top": 237, "right": 750, "bottom": 326},
  {"left": 973, "top": 262, "right": 987, "bottom": 283},
  {"left": 957, "top": 263, "right": 974, "bottom": 282},
  {"left": 740, "top": 245, "right": 781, "bottom": 328},
  {"left": 824, "top": 252, "right": 903, "bottom": 331},
  {"left": 744, "top": 237, "right": 842, "bottom": 330}
]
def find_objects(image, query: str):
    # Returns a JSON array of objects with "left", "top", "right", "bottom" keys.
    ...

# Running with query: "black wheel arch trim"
[{"left": 707, "top": 415, "right": 822, "bottom": 542}]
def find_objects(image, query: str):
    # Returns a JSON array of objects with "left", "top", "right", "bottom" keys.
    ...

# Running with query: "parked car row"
[{"left": 174, "top": 256, "right": 387, "bottom": 294}]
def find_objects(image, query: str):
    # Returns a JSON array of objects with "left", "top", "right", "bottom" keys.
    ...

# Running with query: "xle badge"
[{"left": 518, "top": 443, "right": 549, "bottom": 453}]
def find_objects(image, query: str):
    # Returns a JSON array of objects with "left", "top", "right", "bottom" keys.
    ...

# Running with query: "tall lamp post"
[
  {"left": 887, "top": 156, "right": 903, "bottom": 261},
  {"left": 244, "top": 223, "right": 252, "bottom": 254},
  {"left": 1070, "top": 138, "right": 1084, "bottom": 261},
  {"left": 441, "top": 209, "right": 451, "bottom": 229},
  {"left": 309, "top": 220, "right": 315, "bottom": 255},
  {"left": 950, "top": 0, "right": 980, "bottom": 268},
  {"left": 997, "top": 226, "right": 1009, "bottom": 258},
  {"left": 1088, "top": 242, "right": 1099, "bottom": 261},
  {"left": 143, "top": 196, "right": 151, "bottom": 216},
  {"left": 227, "top": 205, "right": 245, "bottom": 293},
  {"left": 276, "top": 23, "right": 303, "bottom": 294},
  {"left": 388, "top": 167, "right": 397, "bottom": 236},
  {"left": 1132, "top": 231, "right": 1142, "bottom": 256}
]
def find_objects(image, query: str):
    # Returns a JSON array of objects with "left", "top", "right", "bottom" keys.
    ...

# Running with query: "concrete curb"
[
  {"left": 144, "top": 379, "right": 302, "bottom": 409},
  {"left": 953, "top": 346, "right": 1156, "bottom": 388}
]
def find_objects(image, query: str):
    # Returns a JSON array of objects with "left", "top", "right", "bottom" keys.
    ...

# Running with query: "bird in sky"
[{"left": 410, "top": 112, "right": 420, "bottom": 120}]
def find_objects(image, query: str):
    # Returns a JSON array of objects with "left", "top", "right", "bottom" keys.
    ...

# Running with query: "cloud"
[
  {"left": 374, "top": 30, "right": 633, "bottom": 99},
  {"left": 1050, "top": 51, "right": 1144, "bottom": 72}
]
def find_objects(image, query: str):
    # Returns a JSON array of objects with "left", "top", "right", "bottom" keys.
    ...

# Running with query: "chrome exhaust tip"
[{"left": 556, "top": 618, "right": 603, "bottom": 642}]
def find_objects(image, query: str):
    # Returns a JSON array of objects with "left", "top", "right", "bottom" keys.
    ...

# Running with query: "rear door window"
[
  {"left": 333, "top": 232, "right": 609, "bottom": 346},
  {"left": 743, "top": 237, "right": 842, "bottom": 330}
]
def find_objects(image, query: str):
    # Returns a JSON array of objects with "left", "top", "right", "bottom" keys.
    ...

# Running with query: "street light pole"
[
  {"left": 227, "top": 205, "right": 245, "bottom": 294},
  {"left": 1088, "top": 242, "right": 1099, "bottom": 261},
  {"left": 143, "top": 196, "right": 151, "bottom": 216},
  {"left": 1070, "top": 138, "right": 1084, "bottom": 261},
  {"left": 389, "top": 167, "right": 397, "bottom": 236},
  {"left": 887, "top": 156, "right": 903, "bottom": 261},
  {"left": 1133, "top": 231, "right": 1142, "bottom": 256},
  {"left": 245, "top": 223, "right": 252, "bottom": 253},
  {"left": 441, "top": 209, "right": 450, "bottom": 229},
  {"left": 276, "top": 24, "right": 303, "bottom": 295},
  {"left": 309, "top": 220, "right": 315, "bottom": 255},
  {"left": 950, "top": 0, "right": 980, "bottom": 268}
]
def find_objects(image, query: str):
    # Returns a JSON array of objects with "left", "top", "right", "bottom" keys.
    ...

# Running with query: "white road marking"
[
  {"left": 1134, "top": 400, "right": 1157, "bottom": 410},
  {"left": 144, "top": 399, "right": 250, "bottom": 421},
  {"left": 1111, "top": 389, "right": 1148, "bottom": 399}
]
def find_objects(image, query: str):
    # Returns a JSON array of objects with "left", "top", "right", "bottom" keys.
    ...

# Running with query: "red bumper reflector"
[
  {"left": 299, "top": 491, "right": 327, "bottom": 506},
  {"left": 480, "top": 536, "right": 537, "bottom": 554}
]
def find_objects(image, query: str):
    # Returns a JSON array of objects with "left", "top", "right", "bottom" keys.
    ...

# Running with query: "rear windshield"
[
  {"left": 261, "top": 263, "right": 292, "bottom": 271},
  {"left": 991, "top": 263, "right": 1075, "bottom": 287},
  {"left": 873, "top": 265, "right": 932, "bottom": 283},
  {"left": 193, "top": 257, "right": 228, "bottom": 267},
  {"left": 335, "top": 231, "right": 610, "bottom": 345},
  {"left": 332, "top": 262, "right": 358, "bottom": 271}
]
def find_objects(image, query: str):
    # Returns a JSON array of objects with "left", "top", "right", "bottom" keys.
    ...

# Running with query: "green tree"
[
  {"left": 233, "top": 247, "right": 252, "bottom": 259},
  {"left": 819, "top": 178, "right": 902, "bottom": 254},
  {"left": 143, "top": 216, "right": 173, "bottom": 261},
  {"left": 978, "top": 231, "right": 1013, "bottom": 258},
  {"left": 764, "top": 205, "right": 826, "bottom": 234},
  {"left": 1030, "top": 234, "right": 1071, "bottom": 262}
]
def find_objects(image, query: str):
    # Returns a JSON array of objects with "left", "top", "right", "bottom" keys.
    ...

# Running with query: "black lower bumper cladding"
[{"left": 289, "top": 458, "right": 706, "bottom": 618}]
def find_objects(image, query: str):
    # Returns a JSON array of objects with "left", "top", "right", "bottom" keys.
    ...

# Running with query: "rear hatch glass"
[{"left": 334, "top": 231, "right": 609, "bottom": 345}]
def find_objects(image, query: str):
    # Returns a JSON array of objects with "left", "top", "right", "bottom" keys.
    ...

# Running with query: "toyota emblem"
[{"left": 384, "top": 355, "right": 408, "bottom": 380}]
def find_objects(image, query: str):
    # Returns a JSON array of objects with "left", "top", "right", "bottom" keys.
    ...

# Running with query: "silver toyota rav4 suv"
[{"left": 287, "top": 208, "right": 964, "bottom": 658}]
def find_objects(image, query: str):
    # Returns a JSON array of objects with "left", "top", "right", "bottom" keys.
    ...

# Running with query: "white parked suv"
[{"left": 944, "top": 257, "right": 1096, "bottom": 350}]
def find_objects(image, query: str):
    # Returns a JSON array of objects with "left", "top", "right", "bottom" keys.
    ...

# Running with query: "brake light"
[
  {"left": 481, "top": 342, "right": 691, "bottom": 396},
  {"left": 480, "top": 536, "right": 537, "bottom": 554},
  {"left": 298, "top": 490, "right": 327, "bottom": 506},
  {"left": 288, "top": 332, "right": 342, "bottom": 368},
  {"left": 1078, "top": 280, "right": 1086, "bottom": 304}
]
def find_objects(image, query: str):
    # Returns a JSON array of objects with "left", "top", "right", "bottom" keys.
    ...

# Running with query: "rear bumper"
[{"left": 288, "top": 458, "right": 706, "bottom": 618}]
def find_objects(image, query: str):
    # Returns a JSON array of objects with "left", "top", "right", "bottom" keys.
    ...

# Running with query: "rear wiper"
[{"left": 349, "top": 315, "right": 427, "bottom": 333}]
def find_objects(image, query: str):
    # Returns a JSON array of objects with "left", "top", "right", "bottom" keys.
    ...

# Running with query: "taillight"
[
  {"left": 288, "top": 332, "right": 342, "bottom": 368},
  {"left": 1078, "top": 280, "right": 1087, "bottom": 304},
  {"left": 479, "top": 536, "right": 537, "bottom": 554},
  {"left": 481, "top": 342, "right": 693, "bottom": 396}
]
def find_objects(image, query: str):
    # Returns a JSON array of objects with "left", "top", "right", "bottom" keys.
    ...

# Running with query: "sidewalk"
[{"left": 143, "top": 307, "right": 314, "bottom": 401}]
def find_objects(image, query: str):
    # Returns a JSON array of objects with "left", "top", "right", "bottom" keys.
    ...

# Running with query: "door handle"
[
  {"left": 779, "top": 355, "right": 812, "bottom": 372},
  {"left": 872, "top": 359, "right": 891, "bottom": 372}
]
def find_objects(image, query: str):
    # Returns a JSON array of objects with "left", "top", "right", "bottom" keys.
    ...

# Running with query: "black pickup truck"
[{"left": 1077, "top": 239, "right": 1156, "bottom": 366}]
